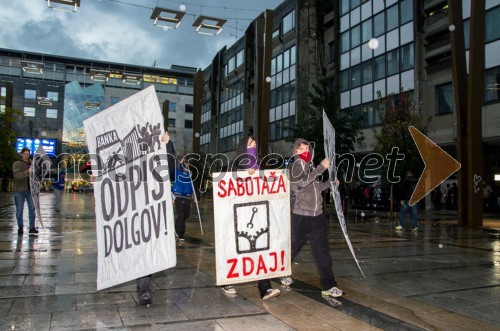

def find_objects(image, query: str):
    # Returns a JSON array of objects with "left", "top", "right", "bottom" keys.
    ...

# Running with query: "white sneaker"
[
  {"left": 280, "top": 276, "right": 294, "bottom": 286},
  {"left": 321, "top": 286, "right": 343, "bottom": 298},
  {"left": 262, "top": 288, "right": 280, "bottom": 300},
  {"left": 221, "top": 285, "right": 236, "bottom": 295}
]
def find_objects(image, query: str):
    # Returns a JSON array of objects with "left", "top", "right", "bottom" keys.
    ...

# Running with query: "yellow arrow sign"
[{"left": 408, "top": 126, "right": 461, "bottom": 206}]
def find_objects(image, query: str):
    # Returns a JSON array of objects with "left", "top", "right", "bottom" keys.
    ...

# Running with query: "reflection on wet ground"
[{"left": 0, "top": 192, "right": 498, "bottom": 330}]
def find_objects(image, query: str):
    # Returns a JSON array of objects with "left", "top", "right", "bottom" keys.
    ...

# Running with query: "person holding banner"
[
  {"left": 12, "top": 148, "right": 37, "bottom": 235},
  {"left": 135, "top": 131, "right": 173, "bottom": 306},
  {"left": 283, "top": 138, "right": 343, "bottom": 298},
  {"left": 220, "top": 135, "right": 281, "bottom": 300},
  {"left": 172, "top": 155, "right": 194, "bottom": 243}
]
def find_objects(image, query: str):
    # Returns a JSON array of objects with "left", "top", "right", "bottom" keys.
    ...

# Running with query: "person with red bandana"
[{"left": 280, "top": 138, "right": 344, "bottom": 298}]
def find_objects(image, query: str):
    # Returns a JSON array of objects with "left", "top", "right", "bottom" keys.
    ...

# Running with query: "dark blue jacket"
[
  {"left": 172, "top": 163, "right": 193, "bottom": 198},
  {"left": 52, "top": 172, "right": 66, "bottom": 191}
]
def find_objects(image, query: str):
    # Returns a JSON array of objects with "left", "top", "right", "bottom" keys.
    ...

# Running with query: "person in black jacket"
[{"left": 396, "top": 171, "right": 419, "bottom": 231}]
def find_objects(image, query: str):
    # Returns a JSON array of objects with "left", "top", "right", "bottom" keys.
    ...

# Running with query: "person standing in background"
[
  {"left": 172, "top": 155, "right": 194, "bottom": 243},
  {"left": 52, "top": 171, "right": 66, "bottom": 212},
  {"left": 12, "top": 147, "right": 37, "bottom": 235}
]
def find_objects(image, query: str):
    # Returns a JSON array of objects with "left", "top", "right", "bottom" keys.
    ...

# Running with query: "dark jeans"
[
  {"left": 257, "top": 279, "right": 272, "bottom": 297},
  {"left": 14, "top": 191, "right": 35, "bottom": 229},
  {"left": 137, "top": 275, "right": 152, "bottom": 296},
  {"left": 175, "top": 197, "right": 191, "bottom": 238},
  {"left": 291, "top": 213, "right": 337, "bottom": 290}
]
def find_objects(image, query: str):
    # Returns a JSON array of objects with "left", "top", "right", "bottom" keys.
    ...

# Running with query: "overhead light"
[
  {"left": 46, "top": 0, "right": 80, "bottom": 12},
  {"left": 495, "top": 174, "right": 500, "bottom": 181},
  {"left": 108, "top": 70, "right": 123, "bottom": 79},
  {"left": 122, "top": 73, "right": 142, "bottom": 85},
  {"left": 84, "top": 101, "right": 101, "bottom": 110},
  {"left": 37, "top": 97, "right": 53, "bottom": 106},
  {"left": 150, "top": 7, "right": 185, "bottom": 30},
  {"left": 193, "top": 15, "right": 226, "bottom": 35},
  {"left": 89, "top": 69, "right": 110, "bottom": 83},
  {"left": 21, "top": 61, "right": 45, "bottom": 74}
]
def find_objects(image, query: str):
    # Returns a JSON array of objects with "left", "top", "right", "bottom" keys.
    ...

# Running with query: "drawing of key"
[{"left": 247, "top": 207, "right": 258, "bottom": 229}]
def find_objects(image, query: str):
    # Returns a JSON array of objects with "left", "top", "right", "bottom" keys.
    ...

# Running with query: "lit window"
[
  {"left": 25, "top": 89, "right": 36, "bottom": 99},
  {"left": 47, "top": 91, "right": 59, "bottom": 101},
  {"left": 1, "top": 87, "right": 6, "bottom": 97},
  {"left": 46, "top": 108, "right": 58, "bottom": 119},
  {"left": 24, "top": 107, "right": 35, "bottom": 117}
]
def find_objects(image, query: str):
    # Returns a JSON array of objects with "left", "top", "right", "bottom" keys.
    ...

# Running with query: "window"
[
  {"left": 24, "top": 107, "right": 35, "bottom": 117},
  {"left": 185, "top": 120, "right": 193, "bottom": 129},
  {"left": 328, "top": 41, "right": 335, "bottom": 63},
  {"left": 351, "top": 65, "right": 361, "bottom": 88},
  {"left": 400, "top": 0, "right": 413, "bottom": 25},
  {"left": 25, "top": 89, "right": 36, "bottom": 99},
  {"left": 351, "top": 25, "right": 361, "bottom": 48},
  {"left": 341, "top": 31, "right": 350, "bottom": 53},
  {"left": 0, "top": 105, "right": 5, "bottom": 114},
  {"left": 374, "top": 12, "right": 385, "bottom": 37},
  {"left": 185, "top": 104, "right": 193, "bottom": 113},
  {"left": 436, "top": 83, "right": 454, "bottom": 115},
  {"left": 168, "top": 118, "right": 176, "bottom": 127},
  {"left": 236, "top": 50, "right": 244, "bottom": 68},
  {"left": 361, "top": 19, "right": 372, "bottom": 43},
  {"left": 386, "top": 5, "right": 399, "bottom": 32},
  {"left": 386, "top": 50, "right": 399, "bottom": 76},
  {"left": 169, "top": 102, "right": 177, "bottom": 112},
  {"left": 485, "top": 66, "right": 500, "bottom": 103},
  {"left": 272, "top": 29, "right": 280, "bottom": 39},
  {"left": 362, "top": 60, "right": 373, "bottom": 84},
  {"left": 340, "top": 70, "right": 350, "bottom": 92},
  {"left": 374, "top": 55, "right": 386, "bottom": 80},
  {"left": 341, "top": 0, "right": 349, "bottom": 15},
  {"left": 400, "top": 43, "right": 414, "bottom": 71},
  {"left": 486, "top": 6, "right": 500, "bottom": 43},
  {"left": 47, "top": 91, "right": 58, "bottom": 101},
  {"left": 282, "top": 10, "right": 295, "bottom": 35},
  {"left": 1, "top": 86, "right": 6, "bottom": 97},
  {"left": 46, "top": 108, "right": 58, "bottom": 119}
]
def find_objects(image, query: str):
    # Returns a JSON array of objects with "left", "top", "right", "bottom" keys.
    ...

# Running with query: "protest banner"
[
  {"left": 83, "top": 86, "right": 176, "bottom": 290},
  {"left": 213, "top": 169, "right": 291, "bottom": 285}
]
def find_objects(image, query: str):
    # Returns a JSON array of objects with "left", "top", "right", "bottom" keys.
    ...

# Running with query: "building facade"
[
  {"left": 193, "top": 0, "right": 500, "bottom": 183},
  {"left": 0, "top": 48, "right": 196, "bottom": 157}
]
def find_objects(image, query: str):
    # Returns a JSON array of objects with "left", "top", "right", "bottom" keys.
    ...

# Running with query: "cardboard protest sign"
[
  {"left": 213, "top": 169, "right": 291, "bottom": 285},
  {"left": 83, "top": 86, "right": 176, "bottom": 290}
]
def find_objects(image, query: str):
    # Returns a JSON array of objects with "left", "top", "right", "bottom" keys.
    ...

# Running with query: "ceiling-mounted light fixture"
[
  {"left": 150, "top": 7, "right": 185, "bottom": 30},
  {"left": 89, "top": 69, "right": 110, "bottom": 83},
  {"left": 46, "top": 0, "right": 80, "bottom": 12},
  {"left": 122, "top": 73, "right": 142, "bottom": 85},
  {"left": 21, "top": 61, "right": 45, "bottom": 75},
  {"left": 193, "top": 15, "right": 226, "bottom": 35}
]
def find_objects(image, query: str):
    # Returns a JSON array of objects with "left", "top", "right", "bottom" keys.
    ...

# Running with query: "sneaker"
[
  {"left": 221, "top": 285, "right": 236, "bottom": 295},
  {"left": 395, "top": 225, "right": 403, "bottom": 230},
  {"left": 29, "top": 228, "right": 39, "bottom": 235},
  {"left": 280, "top": 276, "right": 294, "bottom": 286},
  {"left": 262, "top": 288, "right": 280, "bottom": 300},
  {"left": 322, "top": 286, "right": 344, "bottom": 298},
  {"left": 139, "top": 292, "right": 152, "bottom": 305},
  {"left": 412, "top": 227, "right": 419, "bottom": 231}
]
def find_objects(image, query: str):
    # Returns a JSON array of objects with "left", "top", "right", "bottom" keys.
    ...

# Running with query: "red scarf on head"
[{"left": 298, "top": 151, "right": 312, "bottom": 163}]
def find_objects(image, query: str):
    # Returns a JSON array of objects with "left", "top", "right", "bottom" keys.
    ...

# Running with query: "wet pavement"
[{"left": 0, "top": 191, "right": 499, "bottom": 330}]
